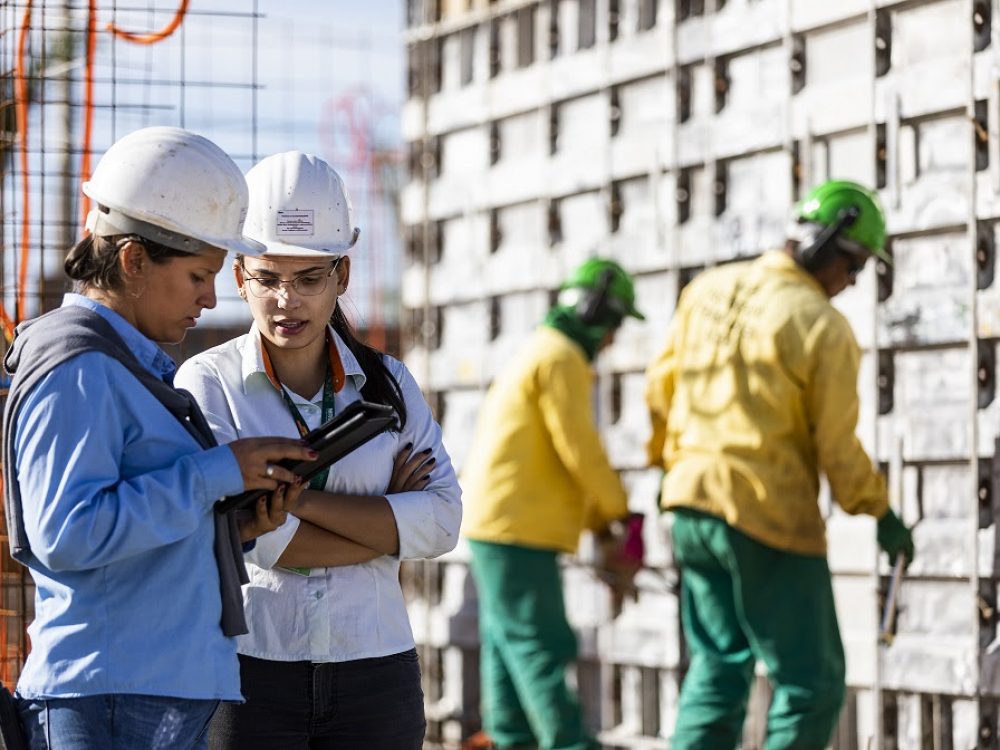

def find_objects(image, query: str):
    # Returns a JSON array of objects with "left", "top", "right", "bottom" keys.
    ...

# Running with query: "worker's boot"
[{"left": 461, "top": 730, "right": 496, "bottom": 749}]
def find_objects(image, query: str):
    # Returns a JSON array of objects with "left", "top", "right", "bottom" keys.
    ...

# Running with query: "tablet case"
[{"left": 216, "top": 400, "right": 396, "bottom": 514}]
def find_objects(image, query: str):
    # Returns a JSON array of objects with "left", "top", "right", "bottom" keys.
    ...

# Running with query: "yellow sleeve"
[
  {"left": 805, "top": 315, "right": 889, "bottom": 517},
  {"left": 537, "top": 353, "right": 628, "bottom": 528},
  {"left": 644, "top": 318, "right": 679, "bottom": 469}
]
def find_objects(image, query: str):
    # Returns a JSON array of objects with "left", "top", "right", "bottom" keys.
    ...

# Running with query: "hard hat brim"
[
  {"left": 251, "top": 227, "right": 361, "bottom": 259},
  {"left": 83, "top": 182, "right": 267, "bottom": 257},
  {"left": 215, "top": 235, "right": 268, "bottom": 257},
  {"left": 627, "top": 305, "right": 646, "bottom": 321},
  {"left": 258, "top": 243, "right": 350, "bottom": 259}
]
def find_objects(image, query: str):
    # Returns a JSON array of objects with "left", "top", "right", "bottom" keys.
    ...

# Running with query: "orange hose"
[
  {"left": 0, "top": 308, "right": 14, "bottom": 341},
  {"left": 107, "top": 0, "right": 189, "bottom": 44},
  {"left": 79, "top": 0, "right": 97, "bottom": 228},
  {"left": 13, "top": 1, "right": 33, "bottom": 327}
]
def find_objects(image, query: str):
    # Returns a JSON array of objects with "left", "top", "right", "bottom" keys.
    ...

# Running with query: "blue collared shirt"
[{"left": 12, "top": 294, "right": 245, "bottom": 700}]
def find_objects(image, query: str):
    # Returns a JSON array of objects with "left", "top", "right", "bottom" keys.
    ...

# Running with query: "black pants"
[{"left": 208, "top": 651, "right": 426, "bottom": 750}]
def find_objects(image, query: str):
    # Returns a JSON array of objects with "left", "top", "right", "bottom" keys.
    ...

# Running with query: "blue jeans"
[
  {"left": 209, "top": 651, "right": 426, "bottom": 750},
  {"left": 17, "top": 694, "right": 219, "bottom": 750}
]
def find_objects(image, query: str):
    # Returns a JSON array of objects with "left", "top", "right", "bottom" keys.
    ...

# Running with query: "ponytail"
[
  {"left": 331, "top": 305, "right": 407, "bottom": 432},
  {"left": 65, "top": 232, "right": 189, "bottom": 292}
]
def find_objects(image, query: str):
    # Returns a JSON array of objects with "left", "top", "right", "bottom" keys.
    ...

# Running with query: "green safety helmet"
[
  {"left": 558, "top": 258, "right": 645, "bottom": 326},
  {"left": 794, "top": 180, "right": 889, "bottom": 263}
]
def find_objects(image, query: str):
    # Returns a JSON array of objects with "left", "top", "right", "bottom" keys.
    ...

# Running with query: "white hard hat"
[
  {"left": 82, "top": 126, "right": 265, "bottom": 257},
  {"left": 244, "top": 151, "right": 361, "bottom": 258}
]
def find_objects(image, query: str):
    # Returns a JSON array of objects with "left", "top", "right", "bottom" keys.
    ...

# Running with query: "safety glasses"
[{"left": 240, "top": 258, "right": 340, "bottom": 298}]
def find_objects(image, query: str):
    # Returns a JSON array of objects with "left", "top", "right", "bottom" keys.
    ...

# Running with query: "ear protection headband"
[
  {"left": 798, "top": 206, "right": 862, "bottom": 272},
  {"left": 577, "top": 268, "right": 620, "bottom": 326}
]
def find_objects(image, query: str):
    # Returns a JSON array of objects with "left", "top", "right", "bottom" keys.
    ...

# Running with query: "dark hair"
[
  {"left": 65, "top": 233, "right": 189, "bottom": 292},
  {"left": 331, "top": 304, "right": 407, "bottom": 431}
]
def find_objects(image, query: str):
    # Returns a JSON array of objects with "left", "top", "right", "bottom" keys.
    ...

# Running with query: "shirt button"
[{"left": 315, "top": 591, "right": 324, "bottom": 600}]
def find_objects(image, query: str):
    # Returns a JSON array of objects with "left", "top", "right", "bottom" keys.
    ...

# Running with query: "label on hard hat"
[{"left": 276, "top": 210, "right": 315, "bottom": 236}]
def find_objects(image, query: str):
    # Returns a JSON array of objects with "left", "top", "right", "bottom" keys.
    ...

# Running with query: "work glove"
[
  {"left": 597, "top": 513, "right": 645, "bottom": 605},
  {"left": 876, "top": 508, "right": 915, "bottom": 568}
]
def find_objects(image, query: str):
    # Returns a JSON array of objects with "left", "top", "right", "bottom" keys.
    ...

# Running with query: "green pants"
[
  {"left": 670, "top": 508, "right": 846, "bottom": 750},
  {"left": 468, "top": 540, "right": 598, "bottom": 750}
]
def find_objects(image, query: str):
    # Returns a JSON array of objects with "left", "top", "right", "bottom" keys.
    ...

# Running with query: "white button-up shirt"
[{"left": 175, "top": 324, "right": 462, "bottom": 662}]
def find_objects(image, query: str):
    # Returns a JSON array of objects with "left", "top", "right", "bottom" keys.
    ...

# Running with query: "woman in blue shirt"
[
  {"left": 175, "top": 151, "right": 462, "bottom": 750},
  {"left": 3, "top": 127, "right": 318, "bottom": 750}
]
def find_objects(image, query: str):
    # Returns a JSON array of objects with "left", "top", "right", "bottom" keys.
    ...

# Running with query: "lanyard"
[{"left": 261, "top": 331, "right": 344, "bottom": 491}]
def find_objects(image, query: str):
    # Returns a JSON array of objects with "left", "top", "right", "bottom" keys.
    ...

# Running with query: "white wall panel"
[
  {"left": 878, "top": 232, "right": 971, "bottom": 347},
  {"left": 559, "top": 191, "right": 610, "bottom": 262},
  {"left": 431, "top": 212, "right": 489, "bottom": 305},
  {"left": 561, "top": 92, "right": 610, "bottom": 153},
  {"left": 604, "top": 371, "right": 653, "bottom": 467},
  {"left": 794, "top": 22, "right": 873, "bottom": 134},
  {"left": 883, "top": 348, "right": 972, "bottom": 461},
  {"left": 790, "top": 0, "right": 868, "bottom": 32},
  {"left": 826, "top": 130, "right": 875, "bottom": 188},
  {"left": 711, "top": 0, "right": 785, "bottom": 55},
  {"left": 713, "top": 45, "right": 789, "bottom": 158},
  {"left": 498, "top": 109, "right": 544, "bottom": 165},
  {"left": 440, "top": 33, "right": 461, "bottom": 92},
  {"left": 889, "top": 116, "right": 971, "bottom": 233},
  {"left": 442, "top": 388, "right": 487, "bottom": 471},
  {"left": 834, "top": 574, "right": 878, "bottom": 686},
  {"left": 833, "top": 268, "right": 877, "bottom": 350},
  {"left": 712, "top": 150, "right": 791, "bottom": 260},
  {"left": 881, "top": 581, "right": 978, "bottom": 695},
  {"left": 403, "top": 0, "right": 995, "bottom": 744},
  {"left": 441, "top": 126, "right": 488, "bottom": 177},
  {"left": 611, "top": 75, "right": 671, "bottom": 177},
  {"left": 883, "top": 0, "right": 971, "bottom": 118}
]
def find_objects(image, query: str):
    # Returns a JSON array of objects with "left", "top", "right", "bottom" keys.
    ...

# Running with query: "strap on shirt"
[
  {"left": 260, "top": 331, "right": 345, "bottom": 578},
  {"left": 260, "top": 330, "right": 343, "bottom": 491}
]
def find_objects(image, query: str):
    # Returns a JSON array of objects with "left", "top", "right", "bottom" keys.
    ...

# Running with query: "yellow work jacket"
[
  {"left": 645, "top": 251, "right": 888, "bottom": 556},
  {"left": 461, "top": 326, "right": 629, "bottom": 553}
]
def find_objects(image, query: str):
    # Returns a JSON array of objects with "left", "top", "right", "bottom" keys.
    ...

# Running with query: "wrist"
[
  {"left": 877, "top": 508, "right": 900, "bottom": 528},
  {"left": 238, "top": 517, "right": 258, "bottom": 544}
]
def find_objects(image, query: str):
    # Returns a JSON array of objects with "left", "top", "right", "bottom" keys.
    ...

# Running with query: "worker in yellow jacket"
[
  {"left": 645, "top": 180, "right": 915, "bottom": 750},
  {"left": 462, "top": 258, "right": 644, "bottom": 750}
]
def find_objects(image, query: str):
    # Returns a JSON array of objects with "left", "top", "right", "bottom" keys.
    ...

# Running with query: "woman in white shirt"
[{"left": 175, "top": 151, "right": 462, "bottom": 750}]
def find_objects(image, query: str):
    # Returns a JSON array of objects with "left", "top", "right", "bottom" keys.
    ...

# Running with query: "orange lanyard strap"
[
  {"left": 261, "top": 331, "right": 345, "bottom": 489},
  {"left": 261, "top": 329, "right": 345, "bottom": 397}
]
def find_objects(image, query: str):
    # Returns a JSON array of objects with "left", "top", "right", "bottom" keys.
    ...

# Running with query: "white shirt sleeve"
[{"left": 383, "top": 359, "right": 463, "bottom": 560}]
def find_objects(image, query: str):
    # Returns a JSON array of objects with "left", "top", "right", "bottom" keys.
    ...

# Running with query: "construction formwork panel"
[{"left": 403, "top": 0, "right": 1000, "bottom": 748}]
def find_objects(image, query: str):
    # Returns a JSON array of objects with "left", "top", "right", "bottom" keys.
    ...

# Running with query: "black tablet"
[{"left": 216, "top": 400, "right": 397, "bottom": 514}]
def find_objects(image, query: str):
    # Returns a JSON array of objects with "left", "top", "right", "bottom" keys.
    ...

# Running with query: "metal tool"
[{"left": 878, "top": 551, "right": 905, "bottom": 645}]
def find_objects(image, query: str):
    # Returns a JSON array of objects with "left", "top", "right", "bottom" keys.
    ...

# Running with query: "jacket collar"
[{"left": 758, "top": 250, "right": 827, "bottom": 296}]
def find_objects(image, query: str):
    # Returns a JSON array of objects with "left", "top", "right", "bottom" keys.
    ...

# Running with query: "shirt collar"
[
  {"left": 62, "top": 293, "right": 177, "bottom": 382},
  {"left": 240, "top": 323, "right": 367, "bottom": 396}
]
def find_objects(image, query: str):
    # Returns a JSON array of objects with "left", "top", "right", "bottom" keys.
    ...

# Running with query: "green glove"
[{"left": 876, "top": 509, "right": 915, "bottom": 567}]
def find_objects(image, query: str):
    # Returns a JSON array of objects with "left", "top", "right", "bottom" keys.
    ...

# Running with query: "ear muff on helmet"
[
  {"left": 797, "top": 206, "right": 863, "bottom": 273},
  {"left": 577, "top": 268, "right": 623, "bottom": 326}
]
